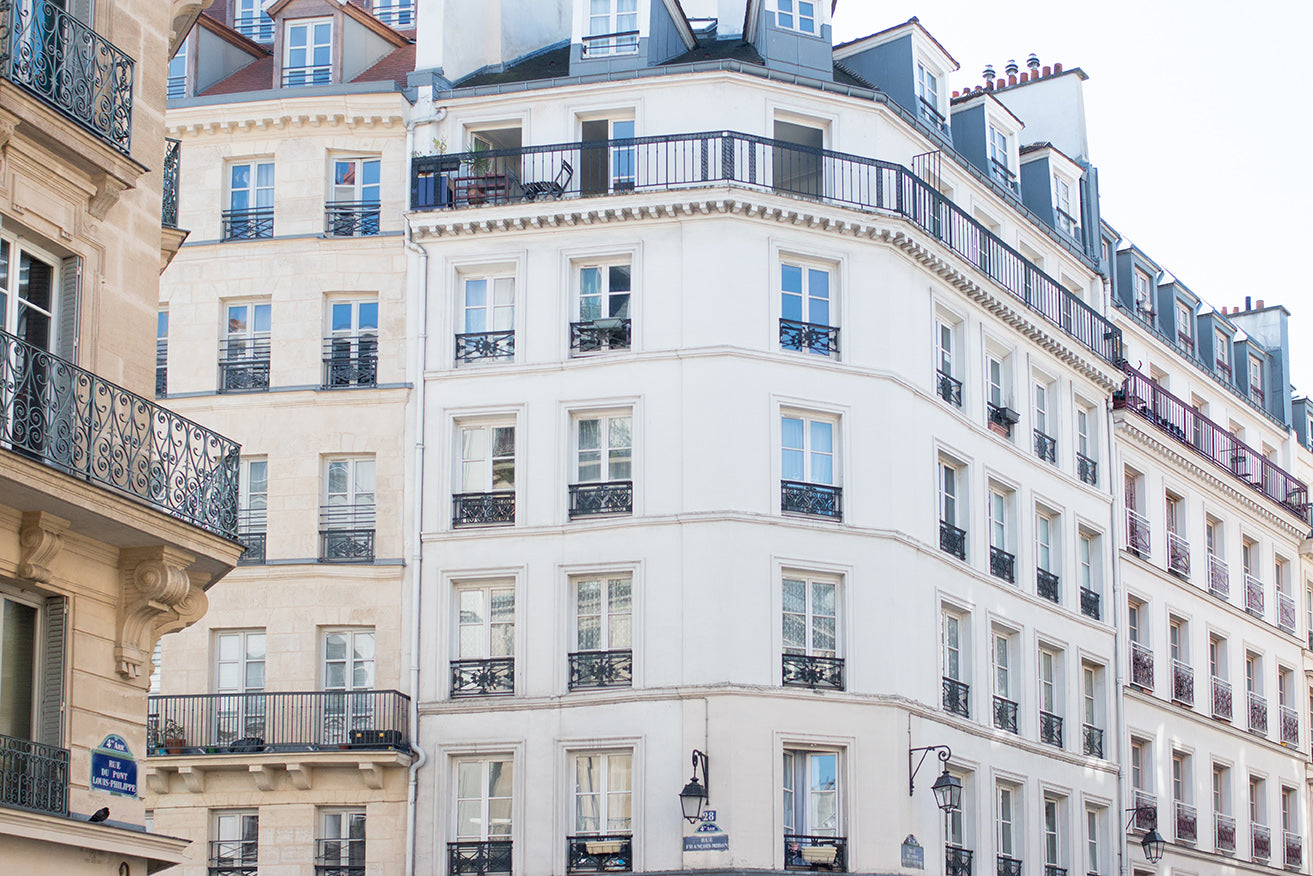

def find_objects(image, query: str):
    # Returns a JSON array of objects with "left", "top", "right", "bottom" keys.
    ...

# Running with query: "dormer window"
[
  {"left": 584, "top": 0, "right": 639, "bottom": 56},
  {"left": 1249, "top": 356, "right": 1265, "bottom": 400},
  {"left": 284, "top": 18, "right": 333, "bottom": 87},
  {"left": 988, "top": 125, "right": 1015, "bottom": 189},
  {"left": 372, "top": 0, "right": 416, "bottom": 29},
  {"left": 916, "top": 63, "right": 943, "bottom": 125},
  {"left": 1215, "top": 330, "right": 1232, "bottom": 377},
  {"left": 235, "top": 0, "right": 275, "bottom": 43},
  {"left": 775, "top": 0, "right": 817, "bottom": 35},
  {"left": 167, "top": 35, "right": 189, "bottom": 100},
  {"left": 1176, "top": 301, "right": 1194, "bottom": 351},
  {"left": 1133, "top": 269, "right": 1153, "bottom": 318},
  {"left": 1053, "top": 176, "right": 1078, "bottom": 238}
]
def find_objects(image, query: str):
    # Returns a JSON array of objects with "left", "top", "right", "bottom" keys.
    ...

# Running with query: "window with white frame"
[
  {"left": 453, "top": 757, "right": 514, "bottom": 851},
  {"left": 458, "top": 272, "right": 515, "bottom": 361},
  {"left": 1036, "top": 510, "right": 1057, "bottom": 576},
  {"left": 321, "top": 456, "right": 375, "bottom": 562},
  {"left": 225, "top": 162, "right": 274, "bottom": 239},
  {"left": 328, "top": 157, "right": 381, "bottom": 236},
  {"left": 1176, "top": 300, "right": 1195, "bottom": 350},
  {"left": 0, "top": 589, "right": 64, "bottom": 744},
  {"left": 783, "top": 749, "right": 840, "bottom": 840},
  {"left": 584, "top": 0, "right": 639, "bottom": 55},
  {"left": 1082, "top": 664, "right": 1104, "bottom": 756},
  {"left": 1076, "top": 404, "right": 1096, "bottom": 470},
  {"left": 570, "top": 574, "right": 633, "bottom": 690},
  {"left": 1043, "top": 796, "right": 1064, "bottom": 869},
  {"left": 1281, "top": 786, "right": 1297, "bottom": 839},
  {"left": 997, "top": 784, "right": 1020, "bottom": 862},
  {"left": 782, "top": 574, "right": 841, "bottom": 689},
  {"left": 947, "top": 771, "right": 970, "bottom": 850},
  {"left": 987, "top": 486, "right": 1014, "bottom": 581},
  {"left": 452, "top": 582, "right": 515, "bottom": 696},
  {"left": 318, "top": 809, "right": 365, "bottom": 873},
  {"left": 322, "top": 629, "right": 374, "bottom": 742},
  {"left": 1130, "top": 739, "right": 1149, "bottom": 793},
  {"left": 935, "top": 316, "right": 963, "bottom": 406},
  {"left": 237, "top": 457, "right": 268, "bottom": 563},
  {"left": 454, "top": 420, "right": 516, "bottom": 524},
  {"left": 1133, "top": 269, "right": 1153, "bottom": 315},
  {"left": 573, "top": 262, "right": 632, "bottom": 353},
  {"left": 1172, "top": 751, "right": 1191, "bottom": 805},
  {"left": 988, "top": 125, "right": 1012, "bottom": 183},
  {"left": 573, "top": 751, "right": 633, "bottom": 835},
  {"left": 780, "top": 261, "right": 836, "bottom": 356},
  {"left": 1085, "top": 806, "right": 1104, "bottom": 875},
  {"left": 212, "top": 811, "right": 258, "bottom": 872},
  {"left": 325, "top": 298, "right": 378, "bottom": 388},
  {"left": 1034, "top": 379, "right": 1053, "bottom": 441},
  {"left": 213, "top": 630, "right": 265, "bottom": 744},
  {"left": 1078, "top": 529, "right": 1101, "bottom": 615},
  {"left": 916, "top": 63, "right": 941, "bottom": 121},
  {"left": 574, "top": 412, "right": 632, "bottom": 485},
  {"left": 992, "top": 630, "right": 1017, "bottom": 732},
  {"left": 167, "top": 35, "right": 189, "bottom": 99},
  {"left": 1249, "top": 356, "right": 1265, "bottom": 399},
  {"left": 1053, "top": 175, "right": 1076, "bottom": 236},
  {"left": 283, "top": 18, "right": 332, "bottom": 86},
  {"left": 942, "top": 610, "right": 966, "bottom": 685},
  {"left": 233, "top": 0, "right": 274, "bottom": 42},
  {"left": 1216, "top": 329, "right": 1232, "bottom": 375},
  {"left": 1213, "top": 763, "right": 1230, "bottom": 816},
  {"left": 782, "top": 414, "right": 835, "bottom": 487},
  {"left": 220, "top": 301, "right": 272, "bottom": 390},
  {"left": 774, "top": 0, "right": 817, "bottom": 34},
  {"left": 939, "top": 459, "right": 962, "bottom": 530},
  {"left": 986, "top": 354, "right": 1006, "bottom": 410},
  {"left": 1249, "top": 775, "right": 1266, "bottom": 827}
]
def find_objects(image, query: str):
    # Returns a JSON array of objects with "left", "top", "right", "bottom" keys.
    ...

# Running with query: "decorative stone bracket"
[
  {"left": 18, "top": 511, "right": 70, "bottom": 583},
  {"left": 115, "top": 545, "right": 209, "bottom": 683},
  {"left": 169, "top": 0, "right": 216, "bottom": 57}
]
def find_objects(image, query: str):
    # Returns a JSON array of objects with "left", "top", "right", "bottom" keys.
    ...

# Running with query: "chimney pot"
[
  {"left": 1027, "top": 53, "right": 1041, "bottom": 71},
  {"left": 1246, "top": 296, "right": 1253, "bottom": 310},
  {"left": 1042, "top": 65, "right": 1051, "bottom": 76},
  {"left": 1008, "top": 73, "right": 1017, "bottom": 86},
  {"left": 983, "top": 64, "right": 995, "bottom": 82},
  {"left": 1005, "top": 58, "right": 1019, "bottom": 76},
  {"left": 1053, "top": 62, "right": 1063, "bottom": 73},
  {"left": 1019, "top": 71, "right": 1028, "bottom": 83},
  {"left": 1257, "top": 299, "right": 1265, "bottom": 309}
]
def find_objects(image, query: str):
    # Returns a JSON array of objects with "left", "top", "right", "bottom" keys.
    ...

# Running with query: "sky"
[{"left": 830, "top": 0, "right": 1313, "bottom": 395}]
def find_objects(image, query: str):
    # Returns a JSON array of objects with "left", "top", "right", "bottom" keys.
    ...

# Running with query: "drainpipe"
[{"left": 1104, "top": 321, "right": 1129, "bottom": 876}]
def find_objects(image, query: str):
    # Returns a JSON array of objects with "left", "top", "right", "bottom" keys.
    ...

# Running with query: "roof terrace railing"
[
  {"left": 412, "top": 131, "right": 1122, "bottom": 366},
  {"left": 1115, "top": 363, "right": 1309, "bottom": 520}
]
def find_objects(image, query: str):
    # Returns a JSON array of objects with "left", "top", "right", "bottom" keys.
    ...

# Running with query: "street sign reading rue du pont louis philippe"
[{"left": 90, "top": 734, "right": 138, "bottom": 798}]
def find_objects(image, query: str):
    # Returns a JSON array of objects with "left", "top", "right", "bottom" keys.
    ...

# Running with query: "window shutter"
[
  {"left": 40, "top": 595, "right": 67, "bottom": 748},
  {"left": 57, "top": 256, "right": 80, "bottom": 363}
]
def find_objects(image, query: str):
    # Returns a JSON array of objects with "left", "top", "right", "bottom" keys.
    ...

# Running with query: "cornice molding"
[{"left": 168, "top": 111, "right": 405, "bottom": 137}]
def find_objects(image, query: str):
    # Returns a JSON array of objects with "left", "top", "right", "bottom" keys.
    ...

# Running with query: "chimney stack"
[
  {"left": 1245, "top": 296, "right": 1253, "bottom": 310},
  {"left": 1257, "top": 299, "right": 1265, "bottom": 309},
  {"left": 1027, "top": 53, "right": 1041, "bottom": 72}
]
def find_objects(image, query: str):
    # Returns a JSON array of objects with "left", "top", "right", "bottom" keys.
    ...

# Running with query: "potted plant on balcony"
[
  {"left": 584, "top": 840, "right": 623, "bottom": 855},
  {"left": 461, "top": 143, "right": 495, "bottom": 204},
  {"left": 163, "top": 718, "right": 187, "bottom": 755},
  {"left": 799, "top": 845, "right": 839, "bottom": 867}
]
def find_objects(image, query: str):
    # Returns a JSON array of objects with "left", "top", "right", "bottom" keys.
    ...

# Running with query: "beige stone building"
[
  {"left": 0, "top": 0, "right": 245, "bottom": 872},
  {"left": 146, "top": 2, "right": 417, "bottom": 874}
]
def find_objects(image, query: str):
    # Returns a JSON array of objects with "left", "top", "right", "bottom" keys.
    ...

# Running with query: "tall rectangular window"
[
  {"left": 1176, "top": 300, "right": 1195, "bottom": 349},
  {"left": 225, "top": 162, "right": 274, "bottom": 240},
  {"left": 782, "top": 415, "right": 834, "bottom": 486},
  {"left": 156, "top": 310, "right": 169, "bottom": 397},
  {"left": 454, "top": 758, "right": 514, "bottom": 843},
  {"left": 322, "top": 629, "right": 374, "bottom": 743},
  {"left": 284, "top": 18, "right": 332, "bottom": 86},
  {"left": 916, "top": 63, "right": 940, "bottom": 117},
  {"left": 570, "top": 412, "right": 633, "bottom": 518},
  {"left": 988, "top": 126, "right": 1010, "bottom": 175},
  {"left": 1043, "top": 796, "right": 1062, "bottom": 867},
  {"left": 211, "top": 811, "right": 258, "bottom": 874},
  {"left": 780, "top": 262, "right": 836, "bottom": 356},
  {"left": 236, "top": 457, "right": 268, "bottom": 565},
  {"left": 1216, "top": 330, "right": 1232, "bottom": 375},
  {"left": 783, "top": 750, "right": 839, "bottom": 837},
  {"left": 570, "top": 575, "right": 633, "bottom": 690},
  {"left": 572, "top": 263, "right": 632, "bottom": 354},
  {"left": 327, "top": 158, "right": 381, "bottom": 236},
  {"left": 782, "top": 575, "right": 843, "bottom": 690},
  {"left": 167, "top": 36, "right": 188, "bottom": 99},
  {"left": 1054, "top": 177, "right": 1076, "bottom": 235},
  {"left": 585, "top": 0, "right": 639, "bottom": 54},
  {"left": 939, "top": 462, "right": 960, "bottom": 527},
  {"left": 213, "top": 631, "right": 265, "bottom": 744},
  {"left": 325, "top": 298, "right": 378, "bottom": 388},
  {"left": 1085, "top": 807, "right": 1102, "bottom": 875},
  {"left": 573, "top": 752, "right": 633, "bottom": 835},
  {"left": 321, "top": 457, "right": 376, "bottom": 562},
  {"left": 451, "top": 583, "right": 515, "bottom": 697},
  {"left": 233, "top": 0, "right": 274, "bottom": 42},
  {"left": 774, "top": 0, "right": 817, "bottom": 34},
  {"left": 997, "top": 785, "right": 1018, "bottom": 859},
  {"left": 220, "top": 301, "right": 271, "bottom": 391},
  {"left": 1134, "top": 269, "right": 1152, "bottom": 313},
  {"left": 317, "top": 809, "right": 365, "bottom": 875},
  {"left": 454, "top": 422, "right": 516, "bottom": 527},
  {"left": 1249, "top": 356, "right": 1264, "bottom": 399}
]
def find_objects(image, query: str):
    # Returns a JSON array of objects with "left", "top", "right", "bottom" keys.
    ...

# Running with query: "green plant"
[
  {"left": 462, "top": 141, "right": 493, "bottom": 176},
  {"left": 163, "top": 717, "right": 186, "bottom": 741}
]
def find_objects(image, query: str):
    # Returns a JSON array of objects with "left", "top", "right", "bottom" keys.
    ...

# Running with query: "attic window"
[
  {"left": 372, "top": 0, "right": 416, "bottom": 29},
  {"left": 583, "top": 0, "right": 640, "bottom": 57},
  {"left": 775, "top": 0, "right": 817, "bottom": 35},
  {"left": 283, "top": 18, "right": 333, "bottom": 87},
  {"left": 234, "top": 0, "right": 275, "bottom": 43}
]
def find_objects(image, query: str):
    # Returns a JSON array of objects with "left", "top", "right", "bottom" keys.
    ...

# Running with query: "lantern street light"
[
  {"left": 679, "top": 750, "right": 710, "bottom": 824},
  {"left": 909, "top": 744, "right": 960, "bottom": 813}
]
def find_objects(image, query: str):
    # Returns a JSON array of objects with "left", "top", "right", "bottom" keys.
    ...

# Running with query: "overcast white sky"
[{"left": 830, "top": 0, "right": 1313, "bottom": 395}]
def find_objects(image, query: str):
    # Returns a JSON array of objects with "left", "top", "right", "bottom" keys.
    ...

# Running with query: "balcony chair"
[{"left": 521, "top": 160, "right": 573, "bottom": 200}]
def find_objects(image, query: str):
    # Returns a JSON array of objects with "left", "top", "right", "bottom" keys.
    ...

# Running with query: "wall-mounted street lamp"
[
  {"left": 908, "top": 744, "right": 962, "bottom": 813},
  {"left": 1124, "top": 807, "right": 1166, "bottom": 864},
  {"left": 679, "top": 749, "right": 710, "bottom": 823}
]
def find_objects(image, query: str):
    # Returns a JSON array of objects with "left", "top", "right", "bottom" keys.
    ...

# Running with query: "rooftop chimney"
[
  {"left": 1245, "top": 296, "right": 1253, "bottom": 310},
  {"left": 1005, "top": 59, "right": 1019, "bottom": 76},
  {"left": 1027, "top": 53, "right": 1040, "bottom": 72},
  {"left": 983, "top": 64, "right": 995, "bottom": 84}
]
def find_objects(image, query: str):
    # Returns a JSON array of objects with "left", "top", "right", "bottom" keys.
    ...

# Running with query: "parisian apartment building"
[
  {"left": 137, "top": 2, "right": 1313, "bottom": 876},
  {"left": 0, "top": 0, "right": 247, "bottom": 873}
]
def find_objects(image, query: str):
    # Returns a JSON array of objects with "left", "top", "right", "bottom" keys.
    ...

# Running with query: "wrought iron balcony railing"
[
  {"left": 222, "top": 207, "right": 274, "bottom": 240},
  {"left": 449, "top": 840, "right": 512, "bottom": 875},
  {"left": 1245, "top": 574, "right": 1264, "bottom": 618},
  {"left": 233, "top": 12, "right": 274, "bottom": 43},
  {"left": 450, "top": 657, "right": 514, "bottom": 697},
  {"left": 1175, "top": 801, "right": 1197, "bottom": 844},
  {"left": 781, "top": 480, "right": 842, "bottom": 520},
  {"left": 993, "top": 695, "right": 1018, "bottom": 733},
  {"left": 1285, "top": 831, "right": 1302, "bottom": 871},
  {"left": 1208, "top": 554, "right": 1230, "bottom": 600},
  {"left": 453, "top": 491, "right": 515, "bottom": 527},
  {"left": 1212, "top": 677, "right": 1232, "bottom": 721},
  {"left": 315, "top": 837, "right": 365, "bottom": 876},
  {"left": 0, "top": 733, "right": 68, "bottom": 817},
  {"left": 323, "top": 336, "right": 378, "bottom": 389},
  {"left": 996, "top": 855, "right": 1022, "bottom": 876},
  {"left": 456, "top": 330, "right": 515, "bottom": 363},
  {"left": 570, "top": 319, "right": 631, "bottom": 354},
  {"left": 0, "top": 329, "right": 240, "bottom": 538},
  {"left": 940, "top": 520, "right": 966, "bottom": 560},
  {"left": 1253, "top": 824, "right": 1271, "bottom": 861},
  {"left": 1043, "top": 866, "right": 1066, "bottom": 876},
  {"left": 146, "top": 689, "right": 410, "bottom": 755},
  {"left": 1132, "top": 792, "right": 1157, "bottom": 831},
  {"left": 1166, "top": 531, "right": 1190, "bottom": 577},
  {"left": 208, "top": 839, "right": 257, "bottom": 876},
  {"left": 568, "top": 650, "right": 632, "bottom": 690},
  {"left": 1248, "top": 691, "right": 1268, "bottom": 736},
  {"left": 1040, "top": 710, "right": 1063, "bottom": 747},
  {"left": 236, "top": 507, "right": 267, "bottom": 565},
  {"left": 1034, "top": 429, "right": 1056, "bottom": 463},
  {"left": 1076, "top": 452, "right": 1097, "bottom": 486},
  {"left": 411, "top": 132, "right": 1122, "bottom": 365},
  {"left": 1172, "top": 660, "right": 1194, "bottom": 707},
  {"left": 1125, "top": 508, "right": 1150, "bottom": 558},
  {"left": 987, "top": 403, "right": 1019, "bottom": 437},
  {"left": 0, "top": 0, "right": 134, "bottom": 152},
  {"left": 156, "top": 336, "right": 168, "bottom": 398},
  {"left": 1216, "top": 813, "right": 1236, "bottom": 853},
  {"left": 1116, "top": 364, "right": 1310, "bottom": 518},
  {"left": 1280, "top": 705, "right": 1299, "bottom": 747},
  {"left": 319, "top": 503, "right": 375, "bottom": 563},
  {"left": 945, "top": 845, "right": 973, "bottom": 876},
  {"left": 569, "top": 481, "right": 633, "bottom": 517},
  {"left": 784, "top": 834, "right": 847, "bottom": 872},
  {"left": 1036, "top": 568, "right": 1059, "bottom": 603},
  {"left": 283, "top": 64, "right": 332, "bottom": 87},
  {"left": 325, "top": 201, "right": 380, "bottom": 237},
  {"left": 937, "top": 369, "right": 963, "bottom": 407},
  {"left": 1080, "top": 587, "right": 1101, "bottom": 621},
  {"left": 1277, "top": 591, "right": 1296, "bottom": 633},
  {"left": 779, "top": 318, "right": 839, "bottom": 356},
  {"left": 163, "top": 138, "right": 181, "bottom": 228},
  {"left": 782, "top": 653, "right": 845, "bottom": 690},
  {"left": 989, "top": 546, "right": 1015, "bottom": 583},
  {"left": 218, "top": 338, "right": 271, "bottom": 392},
  {"left": 1130, "top": 642, "right": 1153, "bottom": 690},
  {"left": 942, "top": 677, "right": 969, "bottom": 718},
  {"left": 1082, "top": 723, "right": 1103, "bottom": 758},
  {"left": 372, "top": 0, "right": 416, "bottom": 29},
  {"left": 566, "top": 835, "right": 632, "bottom": 873}
]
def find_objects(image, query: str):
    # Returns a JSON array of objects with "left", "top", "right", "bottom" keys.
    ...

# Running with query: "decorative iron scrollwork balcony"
[
  {"left": 993, "top": 695, "right": 1018, "bottom": 734},
  {"left": 567, "top": 835, "right": 632, "bottom": 873},
  {"left": 568, "top": 650, "right": 632, "bottom": 691},
  {"left": 1076, "top": 452, "right": 1097, "bottom": 486},
  {"left": 450, "top": 657, "right": 514, "bottom": 697},
  {"left": 945, "top": 845, "right": 973, "bottom": 876},
  {"left": 218, "top": 338, "right": 271, "bottom": 392},
  {"left": 1280, "top": 705, "right": 1298, "bottom": 747},
  {"left": 1082, "top": 723, "right": 1103, "bottom": 758},
  {"left": 1245, "top": 574, "right": 1265, "bottom": 618},
  {"left": 1253, "top": 824, "right": 1271, "bottom": 861},
  {"left": 570, "top": 319, "right": 631, "bottom": 354},
  {"left": 0, "top": 329, "right": 241, "bottom": 538},
  {"left": 1080, "top": 587, "right": 1101, "bottom": 620},
  {"left": 1125, "top": 508, "right": 1150, "bottom": 558},
  {"left": 1130, "top": 642, "right": 1153, "bottom": 689},
  {"left": 1166, "top": 531, "right": 1190, "bottom": 577},
  {"left": 1212, "top": 676, "right": 1232, "bottom": 721},
  {"left": 940, "top": 521, "right": 967, "bottom": 560},
  {"left": 1034, "top": 429, "right": 1056, "bottom": 463},
  {"left": 449, "top": 840, "right": 512, "bottom": 875},
  {"left": 989, "top": 546, "right": 1015, "bottom": 583},
  {"left": 996, "top": 855, "right": 1022, "bottom": 876},
  {"left": 782, "top": 653, "right": 845, "bottom": 690},
  {"left": 1040, "top": 711, "right": 1063, "bottom": 748},
  {"left": 1216, "top": 813, "right": 1236, "bottom": 853},
  {"left": 453, "top": 492, "right": 515, "bottom": 527},
  {"left": 942, "top": 677, "right": 969, "bottom": 718},
  {"left": 784, "top": 835, "right": 847, "bottom": 872},
  {"left": 569, "top": 481, "right": 633, "bottom": 518},
  {"left": 1175, "top": 801, "right": 1197, "bottom": 844},
  {"left": 315, "top": 837, "right": 365, "bottom": 876},
  {"left": 0, "top": 732, "right": 68, "bottom": 817},
  {"left": 781, "top": 480, "right": 842, "bottom": 520},
  {"left": 236, "top": 508, "right": 267, "bottom": 565},
  {"left": 209, "top": 839, "right": 258, "bottom": 876},
  {"left": 1248, "top": 692, "right": 1268, "bottom": 736},
  {"left": 325, "top": 201, "right": 380, "bottom": 237},
  {"left": 1285, "top": 831, "right": 1302, "bottom": 871},
  {"left": 1132, "top": 792, "right": 1157, "bottom": 831},
  {"left": 937, "top": 370, "right": 963, "bottom": 407},
  {"left": 319, "top": 503, "right": 375, "bottom": 563},
  {"left": 1036, "top": 569, "right": 1059, "bottom": 603},
  {"left": 163, "top": 138, "right": 182, "bottom": 228},
  {"left": 456, "top": 330, "right": 515, "bottom": 363},
  {"left": 1277, "top": 591, "right": 1296, "bottom": 633},
  {"left": 323, "top": 336, "right": 377, "bottom": 389},
  {"left": 987, "top": 403, "right": 1020, "bottom": 437},
  {"left": 222, "top": 207, "right": 274, "bottom": 240},
  {"left": 0, "top": 0, "right": 134, "bottom": 153},
  {"left": 779, "top": 318, "right": 839, "bottom": 357},
  {"left": 1208, "top": 554, "right": 1229, "bottom": 599},
  {"left": 1172, "top": 660, "right": 1194, "bottom": 707}
]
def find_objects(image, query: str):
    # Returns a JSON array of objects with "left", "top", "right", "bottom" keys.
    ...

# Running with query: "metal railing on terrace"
[
  {"left": 0, "top": 0, "right": 134, "bottom": 153},
  {"left": 1, "top": 329, "right": 240, "bottom": 539},
  {"left": 163, "top": 138, "right": 181, "bottom": 228},
  {"left": 0, "top": 732, "right": 68, "bottom": 817},
  {"left": 412, "top": 132, "right": 1122, "bottom": 365},
  {"left": 1116, "top": 363, "right": 1309, "bottom": 519}
]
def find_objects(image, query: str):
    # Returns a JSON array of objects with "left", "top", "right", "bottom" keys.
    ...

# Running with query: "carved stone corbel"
[
  {"left": 168, "top": 0, "right": 215, "bottom": 57},
  {"left": 88, "top": 172, "right": 128, "bottom": 220},
  {"left": 17, "top": 510, "right": 70, "bottom": 583},
  {"left": 115, "top": 546, "right": 209, "bottom": 682}
]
